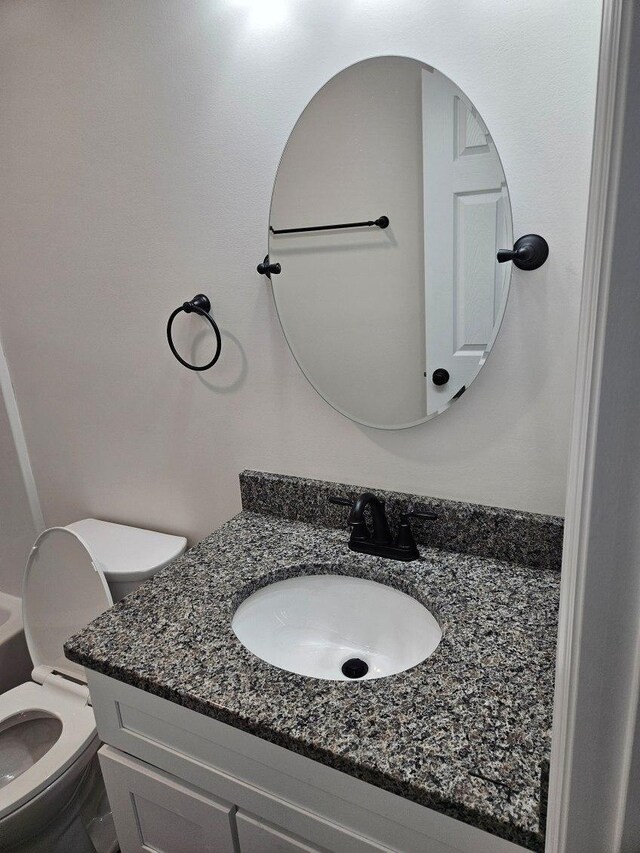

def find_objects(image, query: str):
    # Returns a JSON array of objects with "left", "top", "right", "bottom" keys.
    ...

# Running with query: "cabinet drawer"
[
  {"left": 236, "top": 812, "right": 320, "bottom": 852},
  {"left": 99, "top": 745, "right": 238, "bottom": 853}
]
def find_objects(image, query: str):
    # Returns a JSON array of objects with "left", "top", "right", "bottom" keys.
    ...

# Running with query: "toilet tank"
[{"left": 65, "top": 519, "right": 187, "bottom": 603}]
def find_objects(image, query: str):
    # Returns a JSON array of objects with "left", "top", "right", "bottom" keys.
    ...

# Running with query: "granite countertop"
[{"left": 65, "top": 473, "right": 561, "bottom": 853}]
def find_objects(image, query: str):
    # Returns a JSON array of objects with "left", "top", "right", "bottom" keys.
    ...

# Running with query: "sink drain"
[{"left": 341, "top": 658, "right": 369, "bottom": 679}]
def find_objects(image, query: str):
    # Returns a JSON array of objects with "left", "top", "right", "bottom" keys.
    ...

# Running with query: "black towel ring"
[{"left": 166, "top": 294, "right": 222, "bottom": 371}]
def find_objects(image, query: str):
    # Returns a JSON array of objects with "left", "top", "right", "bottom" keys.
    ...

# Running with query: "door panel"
[{"left": 422, "top": 70, "right": 510, "bottom": 412}]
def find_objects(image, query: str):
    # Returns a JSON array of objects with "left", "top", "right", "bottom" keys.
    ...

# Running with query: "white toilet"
[{"left": 0, "top": 519, "right": 187, "bottom": 853}]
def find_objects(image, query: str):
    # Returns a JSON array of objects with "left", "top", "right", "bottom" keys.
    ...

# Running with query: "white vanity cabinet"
[
  {"left": 98, "top": 744, "right": 382, "bottom": 853},
  {"left": 235, "top": 812, "right": 321, "bottom": 852},
  {"left": 99, "top": 746, "right": 238, "bottom": 853},
  {"left": 88, "top": 672, "right": 530, "bottom": 853}
]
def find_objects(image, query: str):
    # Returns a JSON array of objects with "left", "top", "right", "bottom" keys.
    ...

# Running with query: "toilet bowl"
[{"left": 0, "top": 520, "right": 187, "bottom": 852}]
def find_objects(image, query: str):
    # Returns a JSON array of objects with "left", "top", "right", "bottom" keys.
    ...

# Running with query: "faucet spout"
[{"left": 348, "top": 493, "right": 392, "bottom": 545}]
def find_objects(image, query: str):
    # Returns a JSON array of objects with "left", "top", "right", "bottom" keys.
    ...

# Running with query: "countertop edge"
[{"left": 65, "top": 650, "right": 544, "bottom": 852}]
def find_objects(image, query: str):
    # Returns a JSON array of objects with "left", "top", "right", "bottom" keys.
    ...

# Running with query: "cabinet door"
[
  {"left": 236, "top": 812, "right": 321, "bottom": 853},
  {"left": 99, "top": 745, "right": 238, "bottom": 853}
]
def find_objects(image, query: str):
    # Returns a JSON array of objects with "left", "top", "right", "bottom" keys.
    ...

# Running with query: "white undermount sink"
[{"left": 232, "top": 574, "right": 442, "bottom": 681}]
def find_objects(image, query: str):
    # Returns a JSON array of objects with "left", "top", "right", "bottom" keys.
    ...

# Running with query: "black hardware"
[
  {"left": 270, "top": 215, "right": 389, "bottom": 236},
  {"left": 329, "top": 494, "right": 437, "bottom": 562},
  {"left": 395, "top": 507, "right": 439, "bottom": 561},
  {"left": 257, "top": 255, "right": 281, "bottom": 279},
  {"left": 166, "top": 294, "right": 222, "bottom": 372},
  {"left": 348, "top": 493, "right": 391, "bottom": 545},
  {"left": 341, "top": 658, "right": 369, "bottom": 679},
  {"left": 329, "top": 495, "right": 369, "bottom": 543},
  {"left": 432, "top": 368, "right": 450, "bottom": 386},
  {"left": 452, "top": 385, "right": 466, "bottom": 400},
  {"left": 328, "top": 496, "right": 353, "bottom": 508},
  {"left": 497, "top": 234, "right": 549, "bottom": 271}
]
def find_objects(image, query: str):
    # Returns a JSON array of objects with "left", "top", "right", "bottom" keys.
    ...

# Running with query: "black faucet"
[{"left": 329, "top": 493, "right": 437, "bottom": 561}]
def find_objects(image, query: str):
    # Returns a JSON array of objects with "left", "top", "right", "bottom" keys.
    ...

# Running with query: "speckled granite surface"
[
  {"left": 240, "top": 470, "right": 564, "bottom": 572},
  {"left": 66, "top": 487, "right": 560, "bottom": 852}
]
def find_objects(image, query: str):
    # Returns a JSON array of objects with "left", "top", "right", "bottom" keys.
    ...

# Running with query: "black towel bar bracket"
[
  {"left": 166, "top": 294, "right": 222, "bottom": 371},
  {"left": 257, "top": 255, "right": 281, "bottom": 279}
]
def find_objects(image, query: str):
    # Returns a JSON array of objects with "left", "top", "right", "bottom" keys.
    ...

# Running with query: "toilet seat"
[
  {"left": 0, "top": 527, "right": 111, "bottom": 823},
  {"left": 0, "top": 520, "right": 177, "bottom": 852},
  {"left": 23, "top": 527, "right": 113, "bottom": 682},
  {"left": 0, "top": 680, "right": 97, "bottom": 821}
]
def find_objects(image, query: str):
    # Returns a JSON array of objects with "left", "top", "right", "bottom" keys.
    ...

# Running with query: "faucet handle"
[
  {"left": 401, "top": 505, "right": 438, "bottom": 523},
  {"left": 328, "top": 495, "right": 370, "bottom": 542},
  {"left": 328, "top": 496, "right": 352, "bottom": 507},
  {"left": 328, "top": 496, "right": 357, "bottom": 528},
  {"left": 395, "top": 505, "right": 438, "bottom": 556}
]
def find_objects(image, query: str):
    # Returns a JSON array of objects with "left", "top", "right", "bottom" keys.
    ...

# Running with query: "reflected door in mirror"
[{"left": 268, "top": 57, "right": 512, "bottom": 429}]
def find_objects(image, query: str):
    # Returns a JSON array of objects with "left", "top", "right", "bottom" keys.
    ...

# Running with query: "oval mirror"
[{"left": 268, "top": 56, "right": 513, "bottom": 429}]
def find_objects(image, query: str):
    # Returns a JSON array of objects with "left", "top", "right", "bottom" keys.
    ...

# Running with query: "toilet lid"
[
  {"left": 66, "top": 518, "right": 187, "bottom": 581},
  {"left": 23, "top": 528, "right": 113, "bottom": 682}
]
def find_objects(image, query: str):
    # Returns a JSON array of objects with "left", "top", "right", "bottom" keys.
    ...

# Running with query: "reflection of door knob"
[
  {"left": 432, "top": 368, "right": 450, "bottom": 386},
  {"left": 497, "top": 234, "right": 549, "bottom": 270}
]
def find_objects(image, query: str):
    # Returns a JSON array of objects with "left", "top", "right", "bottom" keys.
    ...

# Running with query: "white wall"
[
  {"left": 0, "top": 349, "right": 40, "bottom": 596},
  {"left": 0, "top": 0, "right": 601, "bottom": 543}
]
